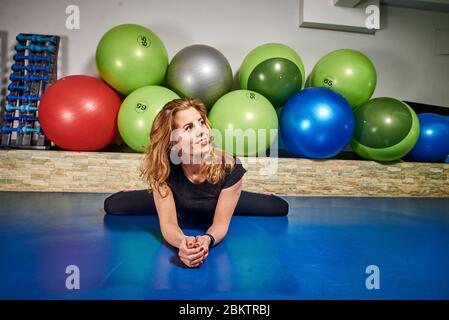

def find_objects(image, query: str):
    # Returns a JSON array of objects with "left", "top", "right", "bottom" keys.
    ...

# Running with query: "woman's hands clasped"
[{"left": 178, "top": 236, "right": 211, "bottom": 268}]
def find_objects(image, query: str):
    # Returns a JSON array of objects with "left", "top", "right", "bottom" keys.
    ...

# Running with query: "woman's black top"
[{"left": 167, "top": 158, "right": 247, "bottom": 224}]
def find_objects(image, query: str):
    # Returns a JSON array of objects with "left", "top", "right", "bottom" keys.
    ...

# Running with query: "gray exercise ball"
[{"left": 166, "top": 44, "right": 233, "bottom": 109}]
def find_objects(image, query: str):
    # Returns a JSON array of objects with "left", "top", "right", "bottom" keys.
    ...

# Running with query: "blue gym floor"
[{"left": 0, "top": 191, "right": 448, "bottom": 300}]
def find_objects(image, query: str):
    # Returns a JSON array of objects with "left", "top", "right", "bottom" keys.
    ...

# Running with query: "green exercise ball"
[
  {"left": 208, "top": 90, "right": 278, "bottom": 157},
  {"left": 96, "top": 24, "right": 168, "bottom": 95},
  {"left": 350, "top": 97, "right": 420, "bottom": 161},
  {"left": 310, "top": 49, "right": 377, "bottom": 109},
  {"left": 239, "top": 43, "right": 305, "bottom": 108},
  {"left": 118, "top": 86, "right": 179, "bottom": 152}
]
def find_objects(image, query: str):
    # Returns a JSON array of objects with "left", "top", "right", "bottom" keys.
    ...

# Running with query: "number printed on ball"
[
  {"left": 135, "top": 101, "right": 148, "bottom": 113},
  {"left": 137, "top": 35, "right": 150, "bottom": 48},
  {"left": 246, "top": 92, "right": 258, "bottom": 101},
  {"left": 324, "top": 77, "right": 334, "bottom": 88}
]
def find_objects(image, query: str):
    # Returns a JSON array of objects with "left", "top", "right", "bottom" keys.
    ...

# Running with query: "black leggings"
[{"left": 104, "top": 190, "right": 289, "bottom": 217}]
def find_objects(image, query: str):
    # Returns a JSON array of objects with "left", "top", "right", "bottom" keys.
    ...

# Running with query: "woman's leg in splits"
[
  {"left": 234, "top": 191, "right": 289, "bottom": 216},
  {"left": 104, "top": 189, "right": 289, "bottom": 216},
  {"left": 104, "top": 189, "right": 157, "bottom": 215}
]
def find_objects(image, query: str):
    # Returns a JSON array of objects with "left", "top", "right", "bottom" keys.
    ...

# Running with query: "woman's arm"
[
  {"left": 152, "top": 184, "right": 185, "bottom": 248},
  {"left": 153, "top": 184, "right": 205, "bottom": 268},
  {"left": 205, "top": 177, "right": 243, "bottom": 246}
]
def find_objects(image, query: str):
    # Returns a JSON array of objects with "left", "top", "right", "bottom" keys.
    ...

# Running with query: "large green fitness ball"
[
  {"left": 96, "top": 24, "right": 169, "bottom": 95},
  {"left": 310, "top": 49, "right": 377, "bottom": 109},
  {"left": 239, "top": 43, "right": 305, "bottom": 108},
  {"left": 118, "top": 86, "right": 179, "bottom": 152},
  {"left": 208, "top": 90, "right": 279, "bottom": 157},
  {"left": 350, "top": 97, "right": 419, "bottom": 161}
]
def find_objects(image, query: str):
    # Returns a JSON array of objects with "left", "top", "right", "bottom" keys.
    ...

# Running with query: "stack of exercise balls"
[
  {"left": 96, "top": 26, "right": 236, "bottom": 152},
  {"left": 279, "top": 48, "right": 377, "bottom": 159},
  {"left": 39, "top": 23, "right": 172, "bottom": 152},
  {"left": 209, "top": 42, "right": 305, "bottom": 156},
  {"left": 94, "top": 24, "right": 176, "bottom": 152},
  {"left": 38, "top": 23, "right": 448, "bottom": 163}
]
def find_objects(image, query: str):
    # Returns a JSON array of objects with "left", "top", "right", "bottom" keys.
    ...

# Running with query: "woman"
[{"left": 104, "top": 99, "right": 289, "bottom": 268}]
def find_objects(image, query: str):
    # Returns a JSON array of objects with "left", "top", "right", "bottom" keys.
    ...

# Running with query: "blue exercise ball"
[
  {"left": 446, "top": 116, "right": 449, "bottom": 163},
  {"left": 280, "top": 87, "right": 354, "bottom": 159},
  {"left": 405, "top": 113, "right": 449, "bottom": 163}
]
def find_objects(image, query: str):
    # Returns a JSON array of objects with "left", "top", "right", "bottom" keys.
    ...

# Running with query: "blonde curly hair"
[{"left": 139, "top": 98, "right": 235, "bottom": 198}]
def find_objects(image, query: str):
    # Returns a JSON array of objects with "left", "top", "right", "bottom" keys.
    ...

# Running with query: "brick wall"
[{"left": 0, "top": 150, "right": 448, "bottom": 197}]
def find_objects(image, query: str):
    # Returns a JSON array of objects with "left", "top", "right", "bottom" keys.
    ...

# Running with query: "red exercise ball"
[{"left": 39, "top": 75, "right": 121, "bottom": 151}]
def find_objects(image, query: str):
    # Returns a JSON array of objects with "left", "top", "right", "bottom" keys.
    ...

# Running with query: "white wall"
[{"left": 1, "top": 0, "right": 449, "bottom": 107}]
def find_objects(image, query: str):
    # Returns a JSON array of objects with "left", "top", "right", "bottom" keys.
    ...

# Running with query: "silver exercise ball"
[{"left": 166, "top": 44, "right": 233, "bottom": 109}]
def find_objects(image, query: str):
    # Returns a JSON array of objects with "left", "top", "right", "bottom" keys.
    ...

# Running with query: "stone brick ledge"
[{"left": 0, "top": 150, "right": 448, "bottom": 197}]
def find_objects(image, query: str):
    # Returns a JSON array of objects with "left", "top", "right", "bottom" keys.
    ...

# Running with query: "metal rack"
[{"left": 0, "top": 33, "right": 60, "bottom": 149}]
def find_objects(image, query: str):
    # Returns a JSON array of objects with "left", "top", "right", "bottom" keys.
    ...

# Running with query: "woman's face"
[{"left": 172, "top": 107, "right": 210, "bottom": 162}]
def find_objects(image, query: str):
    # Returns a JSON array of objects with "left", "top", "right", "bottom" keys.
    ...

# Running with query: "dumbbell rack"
[{"left": 0, "top": 33, "right": 60, "bottom": 149}]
